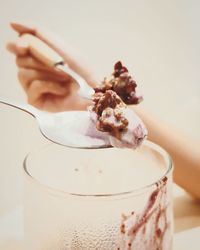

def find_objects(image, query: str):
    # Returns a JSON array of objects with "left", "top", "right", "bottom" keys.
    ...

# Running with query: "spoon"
[
  {"left": 20, "top": 34, "right": 95, "bottom": 100},
  {"left": 0, "top": 97, "right": 111, "bottom": 149}
]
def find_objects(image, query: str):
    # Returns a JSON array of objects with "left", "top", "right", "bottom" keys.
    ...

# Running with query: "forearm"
[{"left": 134, "top": 107, "right": 200, "bottom": 199}]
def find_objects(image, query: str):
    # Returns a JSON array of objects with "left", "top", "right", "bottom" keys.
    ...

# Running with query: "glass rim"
[{"left": 23, "top": 140, "right": 173, "bottom": 200}]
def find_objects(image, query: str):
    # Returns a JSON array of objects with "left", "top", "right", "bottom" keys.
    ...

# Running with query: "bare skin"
[
  {"left": 7, "top": 22, "right": 200, "bottom": 199},
  {"left": 7, "top": 22, "right": 95, "bottom": 112}
]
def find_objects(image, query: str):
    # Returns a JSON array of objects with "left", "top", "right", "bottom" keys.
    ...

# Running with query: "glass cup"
[{"left": 23, "top": 141, "right": 173, "bottom": 250}]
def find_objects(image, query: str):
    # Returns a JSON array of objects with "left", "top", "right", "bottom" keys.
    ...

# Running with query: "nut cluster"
[
  {"left": 92, "top": 90, "right": 128, "bottom": 139},
  {"left": 94, "top": 61, "right": 143, "bottom": 105}
]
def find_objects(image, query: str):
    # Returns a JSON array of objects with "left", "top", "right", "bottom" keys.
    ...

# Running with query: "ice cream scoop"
[
  {"left": 88, "top": 100, "right": 147, "bottom": 149},
  {"left": 108, "top": 108, "right": 147, "bottom": 149}
]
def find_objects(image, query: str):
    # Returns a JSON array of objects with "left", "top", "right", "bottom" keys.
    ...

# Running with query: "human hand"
[{"left": 7, "top": 22, "right": 97, "bottom": 112}]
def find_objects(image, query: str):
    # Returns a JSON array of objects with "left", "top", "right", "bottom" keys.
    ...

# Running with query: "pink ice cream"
[{"left": 87, "top": 89, "right": 147, "bottom": 149}]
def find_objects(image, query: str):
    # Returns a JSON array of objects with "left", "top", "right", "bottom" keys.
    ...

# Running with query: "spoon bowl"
[{"left": 0, "top": 97, "right": 111, "bottom": 149}]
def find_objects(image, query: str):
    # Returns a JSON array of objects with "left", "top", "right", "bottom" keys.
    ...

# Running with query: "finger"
[
  {"left": 16, "top": 55, "right": 46, "bottom": 69},
  {"left": 6, "top": 38, "right": 29, "bottom": 56},
  {"left": 10, "top": 21, "right": 67, "bottom": 58},
  {"left": 10, "top": 22, "right": 90, "bottom": 75},
  {"left": 16, "top": 56, "right": 70, "bottom": 78},
  {"left": 18, "top": 68, "right": 71, "bottom": 91},
  {"left": 10, "top": 22, "right": 36, "bottom": 36},
  {"left": 27, "top": 80, "right": 69, "bottom": 104},
  {"left": 10, "top": 21, "right": 98, "bottom": 87}
]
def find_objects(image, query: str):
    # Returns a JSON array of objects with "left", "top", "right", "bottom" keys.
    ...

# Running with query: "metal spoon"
[
  {"left": 20, "top": 34, "right": 95, "bottom": 100},
  {"left": 0, "top": 97, "right": 111, "bottom": 149},
  {"left": 1, "top": 35, "right": 109, "bottom": 148}
]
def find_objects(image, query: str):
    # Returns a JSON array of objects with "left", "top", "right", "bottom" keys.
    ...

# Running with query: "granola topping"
[
  {"left": 94, "top": 61, "right": 143, "bottom": 105},
  {"left": 89, "top": 61, "right": 147, "bottom": 148},
  {"left": 92, "top": 90, "right": 129, "bottom": 139}
]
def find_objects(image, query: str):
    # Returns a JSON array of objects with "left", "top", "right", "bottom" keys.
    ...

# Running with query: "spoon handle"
[
  {"left": 0, "top": 96, "right": 40, "bottom": 117},
  {"left": 20, "top": 34, "right": 94, "bottom": 100}
]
